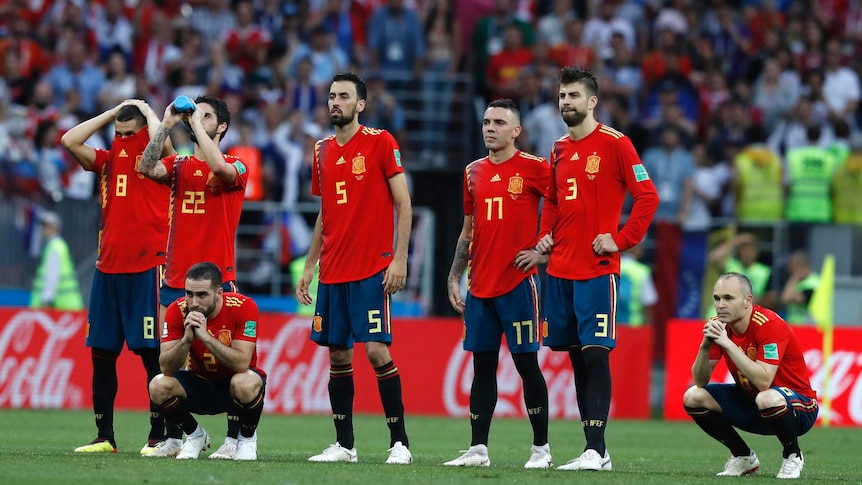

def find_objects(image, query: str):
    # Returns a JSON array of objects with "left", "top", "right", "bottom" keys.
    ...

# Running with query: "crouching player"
[{"left": 148, "top": 262, "right": 266, "bottom": 460}]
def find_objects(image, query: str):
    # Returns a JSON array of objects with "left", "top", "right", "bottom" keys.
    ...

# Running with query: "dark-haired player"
[
  {"left": 444, "top": 99, "right": 551, "bottom": 468},
  {"left": 139, "top": 95, "right": 249, "bottom": 458},
  {"left": 536, "top": 66, "right": 659, "bottom": 471},
  {"left": 150, "top": 262, "right": 265, "bottom": 461},
  {"left": 296, "top": 71, "right": 413, "bottom": 465},
  {"left": 62, "top": 99, "right": 173, "bottom": 455}
]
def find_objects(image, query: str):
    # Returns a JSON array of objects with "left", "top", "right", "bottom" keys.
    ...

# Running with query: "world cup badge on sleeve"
[{"left": 507, "top": 174, "right": 524, "bottom": 199}]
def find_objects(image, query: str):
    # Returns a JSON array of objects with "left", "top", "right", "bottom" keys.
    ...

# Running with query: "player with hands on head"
[
  {"left": 61, "top": 98, "right": 174, "bottom": 455},
  {"left": 444, "top": 99, "right": 552, "bottom": 469},
  {"left": 138, "top": 95, "right": 250, "bottom": 459},
  {"left": 297, "top": 71, "right": 413, "bottom": 465},
  {"left": 683, "top": 272, "right": 818, "bottom": 479},
  {"left": 537, "top": 66, "right": 659, "bottom": 472},
  {"left": 148, "top": 262, "right": 265, "bottom": 461}
]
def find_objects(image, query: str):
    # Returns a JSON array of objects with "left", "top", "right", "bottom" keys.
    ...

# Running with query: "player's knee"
[
  {"left": 230, "top": 372, "right": 262, "bottom": 401},
  {"left": 148, "top": 374, "right": 170, "bottom": 403},
  {"left": 754, "top": 388, "right": 785, "bottom": 409},
  {"left": 329, "top": 346, "right": 352, "bottom": 366},
  {"left": 682, "top": 385, "right": 708, "bottom": 407},
  {"left": 364, "top": 341, "right": 391, "bottom": 367}
]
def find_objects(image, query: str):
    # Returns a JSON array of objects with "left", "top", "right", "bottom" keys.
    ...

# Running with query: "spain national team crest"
[
  {"left": 507, "top": 174, "right": 524, "bottom": 199},
  {"left": 218, "top": 329, "right": 232, "bottom": 346},
  {"left": 746, "top": 346, "right": 757, "bottom": 361},
  {"left": 585, "top": 153, "right": 601, "bottom": 180},
  {"left": 313, "top": 315, "right": 323, "bottom": 333},
  {"left": 541, "top": 320, "right": 549, "bottom": 338},
  {"left": 206, "top": 172, "right": 219, "bottom": 189},
  {"left": 352, "top": 155, "right": 366, "bottom": 180},
  {"left": 135, "top": 155, "right": 145, "bottom": 179}
]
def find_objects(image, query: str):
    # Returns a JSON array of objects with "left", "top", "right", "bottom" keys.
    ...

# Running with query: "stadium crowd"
[{"left": 1, "top": 0, "right": 861, "bottom": 311}]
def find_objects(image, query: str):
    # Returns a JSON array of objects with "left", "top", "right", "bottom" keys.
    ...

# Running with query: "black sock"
[
  {"left": 375, "top": 360, "right": 409, "bottom": 447},
  {"left": 581, "top": 347, "right": 611, "bottom": 456},
  {"left": 568, "top": 348, "right": 589, "bottom": 442},
  {"left": 469, "top": 352, "right": 498, "bottom": 446},
  {"left": 685, "top": 405, "right": 751, "bottom": 456},
  {"left": 226, "top": 413, "right": 241, "bottom": 439},
  {"left": 92, "top": 348, "right": 119, "bottom": 442},
  {"left": 233, "top": 390, "right": 265, "bottom": 438},
  {"left": 760, "top": 403, "right": 799, "bottom": 458},
  {"left": 158, "top": 396, "right": 198, "bottom": 436},
  {"left": 329, "top": 363, "right": 355, "bottom": 449},
  {"left": 137, "top": 348, "right": 164, "bottom": 442},
  {"left": 512, "top": 352, "right": 549, "bottom": 446}
]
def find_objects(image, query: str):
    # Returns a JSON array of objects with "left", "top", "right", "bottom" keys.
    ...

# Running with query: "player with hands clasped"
[
  {"left": 444, "top": 99, "right": 552, "bottom": 469},
  {"left": 536, "top": 66, "right": 659, "bottom": 472},
  {"left": 148, "top": 262, "right": 265, "bottom": 461},
  {"left": 683, "top": 272, "right": 819, "bottom": 479},
  {"left": 296, "top": 72, "right": 413, "bottom": 465}
]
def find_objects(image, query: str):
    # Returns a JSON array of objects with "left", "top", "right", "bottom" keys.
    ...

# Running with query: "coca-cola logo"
[
  {"left": 0, "top": 310, "right": 85, "bottom": 408},
  {"left": 443, "top": 345, "right": 581, "bottom": 419}
]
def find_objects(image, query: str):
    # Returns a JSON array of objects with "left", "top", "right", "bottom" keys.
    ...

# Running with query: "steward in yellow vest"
[
  {"left": 734, "top": 144, "right": 783, "bottom": 222},
  {"left": 785, "top": 126, "right": 836, "bottom": 223},
  {"left": 30, "top": 211, "right": 84, "bottom": 310}
]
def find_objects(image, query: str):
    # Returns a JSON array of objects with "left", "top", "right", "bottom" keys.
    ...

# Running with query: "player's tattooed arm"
[
  {"left": 447, "top": 214, "right": 473, "bottom": 313},
  {"left": 140, "top": 125, "right": 170, "bottom": 182},
  {"left": 448, "top": 239, "right": 470, "bottom": 287}
]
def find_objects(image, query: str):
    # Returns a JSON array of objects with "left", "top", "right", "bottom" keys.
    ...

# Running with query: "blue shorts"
[
  {"left": 705, "top": 383, "right": 819, "bottom": 436},
  {"left": 87, "top": 268, "right": 161, "bottom": 352},
  {"left": 160, "top": 281, "right": 238, "bottom": 307},
  {"left": 311, "top": 271, "right": 391, "bottom": 348},
  {"left": 463, "top": 275, "right": 541, "bottom": 354},
  {"left": 173, "top": 369, "right": 266, "bottom": 415},
  {"left": 542, "top": 274, "right": 619, "bottom": 350}
]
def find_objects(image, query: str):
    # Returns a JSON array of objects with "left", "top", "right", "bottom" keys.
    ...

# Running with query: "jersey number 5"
[{"left": 336, "top": 181, "right": 347, "bottom": 204}]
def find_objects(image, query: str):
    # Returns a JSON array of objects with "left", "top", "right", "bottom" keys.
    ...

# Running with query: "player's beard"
[
  {"left": 187, "top": 123, "right": 219, "bottom": 145},
  {"left": 190, "top": 301, "right": 217, "bottom": 319},
  {"left": 561, "top": 108, "right": 587, "bottom": 127},
  {"left": 330, "top": 106, "right": 357, "bottom": 127}
]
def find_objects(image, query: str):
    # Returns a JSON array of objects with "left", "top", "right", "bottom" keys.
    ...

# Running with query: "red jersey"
[
  {"left": 312, "top": 126, "right": 404, "bottom": 284},
  {"left": 464, "top": 151, "right": 548, "bottom": 298},
  {"left": 539, "top": 124, "right": 659, "bottom": 280},
  {"left": 162, "top": 292, "right": 264, "bottom": 382},
  {"left": 89, "top": 129, "right": 170, "bottom": 273},
  {"left": 161, "top": 154, "right": 248, "bottom": 288},
  {"left": 709, "top": 305, "right": 816, "bottom": 400}
]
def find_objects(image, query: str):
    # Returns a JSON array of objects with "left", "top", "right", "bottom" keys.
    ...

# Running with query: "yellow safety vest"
[
  {"left": 735, "top": 146, "right": 783, "bottom": 221},
  {"left": 30, "top": 236, "right": 84, "bottom": 310}
]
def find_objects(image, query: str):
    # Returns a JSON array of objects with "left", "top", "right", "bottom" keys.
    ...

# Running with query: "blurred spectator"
[
  {"left": 705, "top": 3, "right": 751, "bottom": 78},
  {"left": 44, "top": 36, "right": 106, "bottom": 118},
  {"left": 684, "top": 142, "right": 727, "bottom": 232},
  {"left": 734, "top": 143, "right": 784, "bottom": 223},
  {"left": 33, "top": 120, "right": 65, "bottom": 202},
  {"left": 822, "top": 38, "right": 861, "bottom": 127},
  {"left": 752, "top": 57, "right": 800, "bottom": 133},
  {"left": 485, "top": 24, "right": 533, "bottom": 100},
  {"left": 285, "top": 57, "right": 323, "bottom": 118},
  {"left": 643, "top": 78, "right": 698, "bottom": 146},
  {"left": 285, "top": 25, "right": 348, "bottom": 88},
  {"left": 315, "top": 0, "right": 367, "bottom": 62},
  {"left": 642, "top": 125, "right": 694, "bottom": 225},
  {"left": 708, "top": 232, "right": 773, "bottom": 308},
  {"left": 134, "top": 9, "right": 183, "bottom": 95},
  {"left": 600, "top": 93, "right": 649, "bottom": 155},
  {"left": 2, "top": 49, "right": 34, "bottom": 106},
  {"left": 226, "top": 119, "right": 265, "bottom": 201},
  {"left": 470, "top": 0, "right": 535, "bottom": 100},
  {"left": 581, "top": 0, "right": 635, "bottom": 62},
  {"left": 521, "top": 78, "right": 567, "bottom": 157},
  {"left": 29, "top": 210, "right": 83, "bottom": 311},
  {"left": 189, "top": 0, "right": 236, "bottom": 45},
  {"left": 601, "top": 30, "right": 641, "bottom": 120},
  {"left": 641, "top": 28, "right": 693, "bottom": 87},
  {"left": 767, "top": 96, "right": 834, "bottom": 159},
  {"left": 785, "top": 124, "right": 837, "bottom": 224},
  {"left": 779, "top": 250, "right": 819, "bottom": 325},
  {"left": 98, "top": 49, "right": 137, "bottom": 114},
  {"left": 421, "top": 0, "right": 461, "bottom": 162},
  {"left": 0, "top": 104, "right": 38, "bottom": 198},
  {"left": 0, "top": 16, "right": 47, "bottom": 82},
  {"left": 257, "top": 0, "right": 292, "bottom": 50},
  {"left": 224, "top": 0, "right": 272, "bottom": 75},
  {"left": 709, "top": 97, "right": 767, "bottom": 163},
  {"left": 536, "top": 0, "right": 577, "bottom": 47},
  {"left": 367, "top": 0, "right": 426, "bottom": 86},
  {"left": 548, "top": 17, "right": 596, "bottom": 70},
  {"left": 618, "top": 240, "right": 657, "bottom": 327},
  {"left": 91, "top": 0, "right": 134, "bottom": 61},
  {"left": 363, "top": 73, "right": 407, "bottom": 147},
  {"left": 829, "top": 119, "right": 862, "bottom": 225}
]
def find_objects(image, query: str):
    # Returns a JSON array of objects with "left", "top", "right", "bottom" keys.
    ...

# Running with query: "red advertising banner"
[
  {"left": 0, "top": 308, "right": 652, "bottom": 418},
  {"left": 664, "top": 319, "right": 862, "bottom": 426}
]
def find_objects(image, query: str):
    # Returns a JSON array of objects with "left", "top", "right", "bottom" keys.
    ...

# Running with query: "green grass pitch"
[{"left": 1, "top": 409, "right": 860, "bottom": 484}]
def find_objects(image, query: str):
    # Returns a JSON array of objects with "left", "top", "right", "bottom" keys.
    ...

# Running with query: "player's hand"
[
  {"left": 592, "top": 233, "right": 619, "bottom": 255},
  {"left": 514, "top": 248, "right": 548, "bottom": 271},
  {"left": 183, "top": 310, "right": 204, "bottom": 341},
  {"left": 447, "top": 278, "right": 465, "bottom": 314},
  {"left": 296, "top": 268, "right": 314, "bottom": 305},
  {"left": 189, "top": 101, "right": 204, "bottom": 125},
  {"left": 536, "top": 234, "right": 554, "bottom": 254},
  {"left": 702, "top": 316, "right": 726, "bottom": 342},
  {"left": 383, "top": 258, "right": 407, "bottom": 295},
  {"left": 162, "top": 104, "right": 183, "bottom": 129}
]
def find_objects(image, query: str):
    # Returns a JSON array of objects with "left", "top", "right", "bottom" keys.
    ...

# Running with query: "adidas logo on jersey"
[
  {"left": 119, "top": 149, "right": 128, "bottom": 157},
  {"left": 337, "top": 156, "right": 346, "bottom": 165},
  {"left": 194, "top": 169, "right": 203, "bottom": 176},
  {"left": 571, "top": 152, "right": 580, "bottom": 160},
  {"left": 490, "top": 174, "right": 501, "bottom": 182}
]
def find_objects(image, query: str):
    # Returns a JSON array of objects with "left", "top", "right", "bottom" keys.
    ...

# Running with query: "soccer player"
[
  {"left": 296, "top": 71, "right": 413, "bottom": 465},
  {"left": 149, "top": 262, "right": 265, "bottom": 461},
  {"left": 139, "top": 95, "right": 249, "bottom": 458},
  {"left": 684, "top": 272, "right": 818, "bottom": 479},
  {"left": 535, "top": 66, "right": 659, "bottom": 471},
  {"left": 61, "top": 99, "right": 173, "bottom": 454},
  {"left": 443, "top": 99, "right": 551, "bottom": 469}
]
